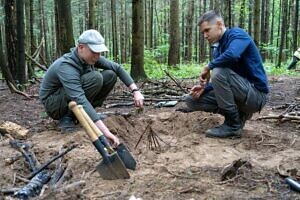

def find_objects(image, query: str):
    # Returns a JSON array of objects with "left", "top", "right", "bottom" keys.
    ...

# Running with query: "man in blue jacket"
[{"left": 185, "top": 10, "right": 269, "bottom": 138}]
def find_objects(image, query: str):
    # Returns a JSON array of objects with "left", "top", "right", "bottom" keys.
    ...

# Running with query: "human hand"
[
  {"left": 133, "top": 90, "right": 144, "bottom": 107},
  {"left": 199, "top": 65, "right": 210, "bottom": 87},
  {"left": 104, "top": 133, "right": 120, "bottom": 148},
  {"left": 189, "top": 85, "right": 205, "bottom": 99},
  {"left": 95, "top": 120, "right": 120, "bottom": 148}
]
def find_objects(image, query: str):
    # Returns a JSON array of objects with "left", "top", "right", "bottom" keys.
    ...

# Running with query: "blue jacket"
[{"left": 208, "top": 28, "right": 269, "bottom": 93}]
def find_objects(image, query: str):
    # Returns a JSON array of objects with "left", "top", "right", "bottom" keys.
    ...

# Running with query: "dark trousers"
[
  {"left": 185, "top": 68, "right": 267, "bottom": 115},
  {"left": 44, "top": 70, "right": 117, "bottom": 120},
  {"left": 287, "top": 56, "right": 299, "bottom": 70}
]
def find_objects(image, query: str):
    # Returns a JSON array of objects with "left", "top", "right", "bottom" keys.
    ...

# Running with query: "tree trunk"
[
  {"left": 25, "top": 0, "right": 34, "bottom": 78},
  {"left": 277, "top": 0, "right": 288, "bottom": 67},
  {"left": 253, "top": 0, "right": 261, "bottom": 45},
  {"left": 40, "top": 0, "right": 49, "bottom": 65},
  {"left": 88, "top": 0, "right": 96, "bottom": 29},
  {"left": 4, "top": 0, "right": 18, "bottom": 81},
  {"left": 270, "top": 0, "right": 275, "bottom": 47},
  {"left": 16, "top": 0, "right": 27, "bottom": 84},
  {"left": 292, "top": 0, "right": 299, "bottom": 50},
  {"left": 120, "top": 0, "right": 126, "bottom": 63},
  {"left": 111, "top": 0, "right": 119, "bottom": 62},
  {"left": 184, "top": 0, "right": 195, "bottom": 62},
  {"left": 224, "top": 0, "right": 232, "bottom": 28},
  {"left": 54, "top": 0, "right": 74, "bottom": 56},
  {"left": 260, "top": 0, "right": 268, "bottom": 60},
  {"left": 239, "top": 0, "right": 246, "bottom": 28},
  {"left": 131, "top": 0, "right": 147, "bottom": 81},
  {"left": 248, "top": 0, "right": 253, "bottom": 36},
  {"left": 149, "top": 0, "right": 154, "bottom": 48},
  {"left": 168, "top": 0, "right": 180, "bottom": 66},
  {"left": 199, "top": 0, "right": 207, "bottom": 63},
  {"left": 0, "top": 25, "right": 16, "bottom": 92}
]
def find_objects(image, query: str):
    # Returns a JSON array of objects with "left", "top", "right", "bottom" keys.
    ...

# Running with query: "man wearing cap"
[{"left": 39, "top": 29, "right": 144, "bottom": 146}]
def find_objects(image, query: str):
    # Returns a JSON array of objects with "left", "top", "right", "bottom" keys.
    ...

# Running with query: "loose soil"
[{"left": 0, "top": 76, "right": 299, "bottom": 200}]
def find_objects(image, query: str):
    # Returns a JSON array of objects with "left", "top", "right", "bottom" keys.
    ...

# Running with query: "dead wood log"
[
  {"left": 0, "top": 121, "right": 29, "bottom": 139},
  {"left": 163, "top": 69, "right": 188, "bottom": 93},
  {"left": 28, "top": 144, "right": 77, "bottom": 179},
  {"left": 221, "top": 158, "right": 251, "bottom": 181},
  {"left": 257, "top": 114, "right": 300, "bottom": 121},
  {"left": 14, "top": 170, "right": 52, "bottom": 199},
  {"left": 25, "top": 52, "right": 47, "bottom": 71},
  {"left": 9, "top": 140, "right": 38, "bottom": 172},
  {"left": 105, "top": 102, "right": 134, "bottom": 108},
  {"left": 7, "top": 81, "right": 31, "bottom": 99},
  {"left": 0, "top": 188, "right": 20, "bottom": 195}
]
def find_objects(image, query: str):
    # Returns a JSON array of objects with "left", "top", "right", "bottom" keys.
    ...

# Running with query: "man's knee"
[
  {"left": 210, "top": 68, "right": 230, "bottom": 83},
  {"left": 82, "top": 71, "right": 103, "bottom": 88},
  {"left": 102, "top": 70, "right": 117, "bottom": 86}
]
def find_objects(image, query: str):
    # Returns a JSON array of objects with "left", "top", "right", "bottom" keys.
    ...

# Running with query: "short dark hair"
[{"left": 198, "top": 10, "right": 223, "bottom": 26}]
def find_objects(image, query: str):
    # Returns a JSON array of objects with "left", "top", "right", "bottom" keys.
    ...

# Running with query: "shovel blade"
[
  {"left": 96, "top": 152, "right": 130, "bottom": 180},
  {"left": 115, "top": 143, "right": 137, "bottom": 170}
]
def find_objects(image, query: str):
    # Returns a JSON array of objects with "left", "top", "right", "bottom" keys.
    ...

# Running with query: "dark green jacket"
[{"left": 39, "top": 47, "right": 134, "bottom": 121}]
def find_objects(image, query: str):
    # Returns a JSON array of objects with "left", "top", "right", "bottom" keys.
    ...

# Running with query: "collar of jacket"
[{"left": 70, "top": 47, "right": 89, "bottom": 67}]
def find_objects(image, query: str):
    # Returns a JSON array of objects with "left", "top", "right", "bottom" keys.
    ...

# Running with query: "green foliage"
[
  {"left": 35, "top": 70, "right": 46, "bottom": 78},
  {"left": 144, "top": 45, "right": 169, "bottom": 65},
  {"left": 264, "top": 62, "right": 300, "bottom": 76}
]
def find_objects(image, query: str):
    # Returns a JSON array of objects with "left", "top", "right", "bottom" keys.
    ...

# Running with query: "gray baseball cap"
[{"left": 78, "top": 29, "right": 109, "bottom": 53}]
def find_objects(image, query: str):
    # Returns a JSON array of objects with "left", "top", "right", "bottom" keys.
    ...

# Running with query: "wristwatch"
[{"left": 131, "top": 88, "right": 139, "bottom": 93}]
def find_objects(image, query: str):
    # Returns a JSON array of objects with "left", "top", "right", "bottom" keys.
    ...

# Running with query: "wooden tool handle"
[
  {"left": 77, "top": 105, "right": 103, "bottom": 137},
  {"left": 78, "top": 105, "right": 114, "bottom": 152},
  {"left": 68, "top": 101, "right": 98, "bottom": 141}
]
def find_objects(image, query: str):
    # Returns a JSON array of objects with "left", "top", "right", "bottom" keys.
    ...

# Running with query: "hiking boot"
[
  {"left": 239, "top": 111, "right": 253, "bottom": 128},
  {"left": 59, "top": 114, "right": 78, "bottom": 133},
  {"left": 206, "top": 110, "right": 243, "bottom": 138}
]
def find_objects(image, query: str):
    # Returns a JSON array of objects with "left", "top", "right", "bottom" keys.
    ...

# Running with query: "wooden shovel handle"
[
  {"left": 77, "top": 106, "right": 104, "bottom": 137},
  {"left": 78, "top": 105, "right": 114, "bottom": 152},
  {"left": 68, "top": 101, "right": 98, "bottom": 141}
]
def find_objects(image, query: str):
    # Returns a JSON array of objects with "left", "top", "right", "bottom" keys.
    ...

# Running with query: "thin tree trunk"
[
  {"left": 224, "top": 0, "right": 232, "bottom": 28},
  {"left": 149, "top": 0, "right": 154, "bottom": 48},
  {"left": 239, "top": 0, "right": 246, "bottom": 28},
  {"left": 40, "top": 0, "right": 49, "bottom": 65},
  {"left": 25, "top": 0, "right": 34, "bottom": 78},
  {"left": 111, "top": 0, "right": 118, "bottom": 61},
  {"left": 253, "top": 0, "right": 261, "bottom": 45},
  {"left": 0, "top": 25, "right": 16, "bottom": 91},
  {"left": 88, "top": 0, "right": 96, "bottom": 29},
  {"left": 131, "top": 0, "right": 147, "bottom": 81},
  {"left": 277, "top": 0, "right": 288, "bottom": 67},
  {"left": 184, "top": 0, "right": 194, "bottom": 62},
  {"left": 54, "top": 0, "right": 74, "bottom": 56},
  {"left": 248, "top": 0, "right": 253, "bottom": 36},
  {"left": 292, "top": 0, "right": 299, "bottom": 50},
  {"left": 120, "top": 0, "right": 126, "bottom": 63},
  {"left": 4, "top": 0, "right": 17, "bottom": 81},
  {"left": 270, "top": 0, "right": 275, "bottom": 47},
  {"left": 168, "top": 0, "right": 180, "bottom": 66},
  {"left": 16, "top": 0, "right": 27, "bottom": 84}
]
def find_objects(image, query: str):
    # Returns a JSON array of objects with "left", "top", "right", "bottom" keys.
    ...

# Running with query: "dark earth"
[{"left": 0, "top": 75, "right": 299, "bottom": 200}]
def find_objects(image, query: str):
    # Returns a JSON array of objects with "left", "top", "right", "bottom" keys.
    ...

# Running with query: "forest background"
[{"left": 0, "top": 0, "right": 299, "bottom": 92}]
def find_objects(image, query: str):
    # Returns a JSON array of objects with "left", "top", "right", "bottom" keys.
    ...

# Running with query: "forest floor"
[{"left": 0, "top": 75, "right": 299, "bottom": 200}]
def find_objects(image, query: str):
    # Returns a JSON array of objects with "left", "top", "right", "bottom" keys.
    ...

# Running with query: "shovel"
[
  {"left": 69, "top": 101, "right": 130, "bottom": 180},
  {"left": 77, "top": 105, "right": 137, "bottom": 170}
]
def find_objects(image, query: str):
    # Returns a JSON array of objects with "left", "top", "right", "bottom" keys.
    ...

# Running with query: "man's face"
[
  {"left": 78, "top": 44, "right": 100, "bottom": 65},
  {"left": 200, "top": 20, "right": 223, "bottom": 44}
]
